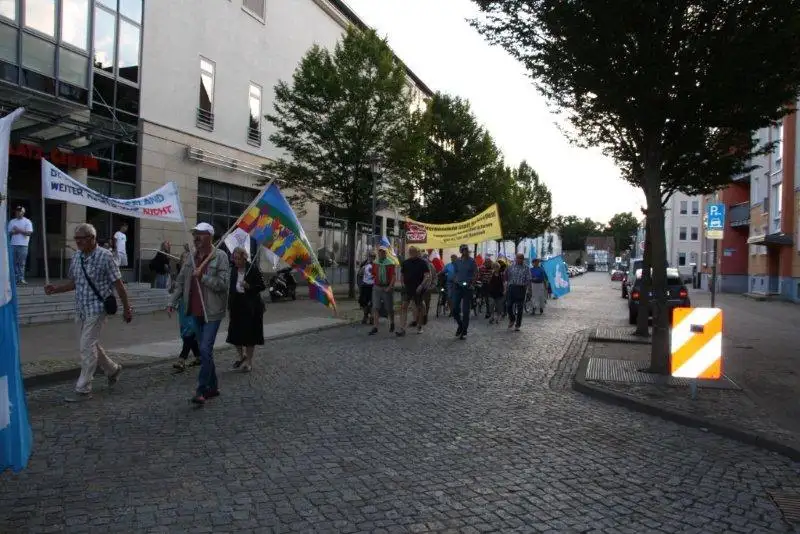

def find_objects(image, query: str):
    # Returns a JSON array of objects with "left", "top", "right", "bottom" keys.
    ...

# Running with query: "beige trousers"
[{"left": 75, "top": 314, "right": 119, "bottom": 394}]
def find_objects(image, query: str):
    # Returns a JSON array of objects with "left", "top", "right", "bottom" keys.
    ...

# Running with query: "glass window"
[
  {"left": 112, "top": 162, "right": 136, "bottom": 183},
  {"left": 92, "top": 71, "right": 114, "bottom": 106},
  {"left": 21, "top": 33, "right": 54, "bottom": 74},
  {"left": 0, "top": 0, "right": 16, "bottom": 21},
  {"left": 115, "top": 81, "right": 139, "bottom": 115},
  {"left": 93, "top": 7, "right": 115, "bottom": 72},
  {"left": 111, "top": 181, "right": 135, "bottom": 198},
  {"left": 25, "top": 0, "right": 55, "bottom": 36},
  {"left": 690, "top": 227, "right": 699, "bottom": 241},
  {"left": 0, "top": 23, "right": 17, "bottom": 63},
  {"left": 197, "top": 196, "right": 212, "bottom": 213},
  {"left": 678, "top": 253, "right": 686, "bottom": 266},
  {"left": 87, "top": 177, "right": 110, "bottom": 194},
  {"left": 199, "top": 57, "right": 214, "bottom": 112},
  {"left": 117, "top": 19, "right": 139, "bottom": 83},
  {"left": 61, "top": 0, "right": 89, "bottom": 50},
  {"left": 679, "top": 201, "right": 687, "bottom": 215},
  {"left": 119, "top": 0, "right": 141, "bottom": 23},
  {"left": 97, "top": 0, "right": 116, "bottom": 10},
  {"left": 691, "top": 200, "right": 699, "bottom": 215},
  {"left": 679, "top": 226, "right": 687, "bottom": 240},
  {"left": 198, "top": 180, "right": 212, "bottom": 197},
  {"left": 58, "top": 47, "right": 87, "bottom": 87},
  {"left": 248, "top": 83, "right": 261, "bottom": 129},
  {"left": 114, "top": 142, "right": 137, "bottom": 165},
  {"left": 243, "top": 0, "right": 265, "bottom": 19}
]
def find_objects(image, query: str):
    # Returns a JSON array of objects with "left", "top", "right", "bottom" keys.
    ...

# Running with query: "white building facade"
[
  {"left": 137, "top": 0, "right": 432, "bottom": 273},
  {"left": 663, "top": 191, "right": 703, "bottom": 280}
]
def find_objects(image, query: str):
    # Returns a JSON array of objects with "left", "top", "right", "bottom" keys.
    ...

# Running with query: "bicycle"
[
  {"left": 435, "top": 285, "right": 450, "bottom": 317},
  {"left": 471, "top": 281, "right": 483, "bottom": 317}
]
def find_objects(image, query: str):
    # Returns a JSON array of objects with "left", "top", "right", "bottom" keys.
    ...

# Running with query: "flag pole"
[
  {"left": 39, "top": 162, "right": 49, "bottom": 284},
  {"left": 177, "top": 194, "right": 208, "bottom": 322}
]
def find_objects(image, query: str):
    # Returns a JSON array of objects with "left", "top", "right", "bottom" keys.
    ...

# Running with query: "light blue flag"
[
  {"left": 542, "top": 255, "right": 571, "bottom": 298},
  {"left": 0, "top": 107, "right": 33, "bottom": 473}
]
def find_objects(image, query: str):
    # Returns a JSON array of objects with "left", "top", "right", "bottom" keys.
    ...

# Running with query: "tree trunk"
[
  {"left": 634, "top": 216, "right": 651, "bottom": 337},
  {"left": 347, "top": 222, "right": 357, "bottom": 299},
  {"left": 643, "top": 165, "right": 670, "bottom": 375}
]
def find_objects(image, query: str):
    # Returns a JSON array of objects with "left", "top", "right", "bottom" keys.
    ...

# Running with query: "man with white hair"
[
  {"left": 45, "top": 223, "right": 133, "bottom": 402},
  {"left": 7, "top": 206, "right": 33, "bottom": 285}
]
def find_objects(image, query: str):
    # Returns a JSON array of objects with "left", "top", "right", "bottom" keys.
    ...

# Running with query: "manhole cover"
[{"left": 769, "top": 491, "right": 800, "bottom": 523}]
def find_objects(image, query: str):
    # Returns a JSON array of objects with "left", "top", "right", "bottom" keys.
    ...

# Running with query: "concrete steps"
[{"left": 16, "top": 283, "right": 169, "bottom": 326}]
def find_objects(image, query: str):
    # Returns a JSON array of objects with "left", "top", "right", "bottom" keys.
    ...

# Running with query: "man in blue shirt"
[
  {"left": 452, "top": 245, "right": 478, "bottom": 340},
  {"left": 443, "top": 254, "right": 458, "bottom": 314}
]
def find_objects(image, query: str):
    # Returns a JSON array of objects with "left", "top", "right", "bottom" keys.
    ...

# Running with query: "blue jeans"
[
  {"left": 12, "top": 245, "right": 28, "bottom": 283},
  {"left": 195, "top": 318, "right": 221, "bottom": 396},
  {"left": 452, "top": 285, "right": 473, "bottom": 333},
  {"left": 154, "top": 273, "right": 170, "bottom": 289}
]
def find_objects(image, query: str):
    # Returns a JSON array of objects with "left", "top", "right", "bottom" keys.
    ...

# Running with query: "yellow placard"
[{"left": 405, "top": 204, "right": 503, "bottom": 248}]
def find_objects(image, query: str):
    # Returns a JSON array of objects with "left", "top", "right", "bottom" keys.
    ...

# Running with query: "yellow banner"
[{"left": 405, "top": 204, "right": 503, "bottom": 248}]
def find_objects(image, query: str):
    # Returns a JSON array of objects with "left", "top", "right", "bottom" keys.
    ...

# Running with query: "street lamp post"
[{"left": 368, "top": 158, "right": 382, "bottom": 248}]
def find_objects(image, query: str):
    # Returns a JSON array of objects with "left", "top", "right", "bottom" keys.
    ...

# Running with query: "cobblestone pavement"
[{"left": 2, "top": 274, "right": 799, "bottom": 533}]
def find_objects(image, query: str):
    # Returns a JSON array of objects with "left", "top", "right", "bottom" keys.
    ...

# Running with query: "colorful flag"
[
  {"left": 377, "top": 236, "right": 399, "bottom": 265},
  {"left": 542, "top": 255, "right": 571, "bottom": 298},
  {"left": 237, "top": 183, "right": 336, "bottom": 310},
  {"left": 0, "top": 107, "right": 32, "bottom": 473}
]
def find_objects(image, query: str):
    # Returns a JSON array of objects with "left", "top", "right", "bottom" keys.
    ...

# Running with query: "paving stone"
[{"left": 1, "top": 275, "right": 799, "bottom": 533}]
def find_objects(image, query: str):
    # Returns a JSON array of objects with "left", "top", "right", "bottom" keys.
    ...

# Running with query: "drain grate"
[
  {"left": 769, "top": 491, "right": 800, "bottom": 523},
  {"left": 585, "top": 358, "right": 741, "bottom": 390}
]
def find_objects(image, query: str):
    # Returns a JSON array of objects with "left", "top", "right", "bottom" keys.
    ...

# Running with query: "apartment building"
[
  {"left": 701, "top": 105, "right": 800, "bottom": 302},
  {"left": 664, "top": 191, "right": 703, "bottom": 280},
  {"left": 2, "top": 0, "right": 432, "bottom": 279}
]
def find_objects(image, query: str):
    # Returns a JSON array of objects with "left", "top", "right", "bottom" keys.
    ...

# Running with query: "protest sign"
[{"left": 405, "top": 204, "right": 503, "bottom": 248}]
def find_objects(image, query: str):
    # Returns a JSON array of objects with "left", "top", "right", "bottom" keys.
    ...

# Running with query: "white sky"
[{"left": 343, "top": 0, "right": 646, "bottom": 224}]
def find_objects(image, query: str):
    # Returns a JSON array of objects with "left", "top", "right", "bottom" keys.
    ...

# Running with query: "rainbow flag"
[
  {"left": 237, "top": 184, "right": 336, "bottom": 311},
  {"left": 377, "top": 236, "right": 400, "bottom": 265}
]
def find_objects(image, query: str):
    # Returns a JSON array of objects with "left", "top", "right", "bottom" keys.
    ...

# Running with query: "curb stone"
[
  {"left": 572, "top": 356, "right": 800, "bottom": 462},
  {"left": 23, "top": 319, "right": 355, "bottom": 391}
]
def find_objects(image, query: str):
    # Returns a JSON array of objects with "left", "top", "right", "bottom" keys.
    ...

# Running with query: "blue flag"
[
  {"left": 0, "top": 107, "right": 32, "bottom": 473},
  {"left": 542, "top": 255, "right": 571, "bottom": 298}
]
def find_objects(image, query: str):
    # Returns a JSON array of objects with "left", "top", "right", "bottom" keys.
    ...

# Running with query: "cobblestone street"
[{"left": 1, "top": 274, "right": 798, "bottom": 533}]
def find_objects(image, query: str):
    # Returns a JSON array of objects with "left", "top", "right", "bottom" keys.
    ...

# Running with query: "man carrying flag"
[{"left": 369, "top": 245, "right": 396, "bottom": 335}]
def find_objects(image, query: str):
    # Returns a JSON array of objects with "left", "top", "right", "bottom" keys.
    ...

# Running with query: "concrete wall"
[
  {"left": 140, "top": 0, "right": 347, "bottom": 161},
  {"left": 137, "top": 121, "right": 320, "bottom": 259}
]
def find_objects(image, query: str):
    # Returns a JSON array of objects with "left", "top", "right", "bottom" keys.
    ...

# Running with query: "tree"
[
  {"left": 398, "top": 93, "right": 503, "bottom": 223},
  {"left": 552, "top": 215, "right": 603, "bottom": 251},
  {"left": 265, "top": 26, "right": 423, "bottom": 298},
  {"left": 472, "top": 0, "right": 800, "bottom": 373},
  {"left": 501, "top": 161, "right": 553, "bottom": 246},
  {"left": 604, "top": 212, "right": 639, "bottom": 255}
]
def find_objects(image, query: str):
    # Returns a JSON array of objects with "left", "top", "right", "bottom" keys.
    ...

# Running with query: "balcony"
[
  {"left": 731, "top": 172, "right": 751, "bottom": 183},
  {"left": 729, "top": 201, "right": 750, "bottom": 227}
]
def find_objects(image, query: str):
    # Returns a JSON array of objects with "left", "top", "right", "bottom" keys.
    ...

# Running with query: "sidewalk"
[
  {"left": 20, "top": 298, "right": 360, "bottom": 387},
  {"left": 574, "top": 289, "right": 800, "bottom": 460}
]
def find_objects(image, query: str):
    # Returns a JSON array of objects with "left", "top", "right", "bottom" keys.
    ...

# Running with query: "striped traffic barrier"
[{"left": 670, "top": 307, "right": 723, "bottom": 380}]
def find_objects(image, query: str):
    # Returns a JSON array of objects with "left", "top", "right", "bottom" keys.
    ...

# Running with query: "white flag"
[{"left": 224, "top": 228, "right": 251, "bottom": 259}]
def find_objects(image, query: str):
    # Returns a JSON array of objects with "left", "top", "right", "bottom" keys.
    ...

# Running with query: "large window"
[
  {"left": 61, "top": 0, "right": 89, "bottom": 50},
  {"left": 0, "top": 0, "right": 16, "bottom": 20},
  {"left": 678, "top": 252, "right": 686, "bottom": 266},
  {"left": 679, "top": 200, "right": 688, "bottom": 215},
  {"left": 679, "top": 226, "right": 687, "bottom": 241},
  {"left": 197, "top": 57, "right": 215, "bottom": 130},
  {"left": 691, "top": 200, "right": 699, "bottom": 215},
  {"left": 197, "top": 179, "right": 257, "bottom": 237},
  {"left": 243, "top": 0, "right": 265, "bottom": 19},
  {"left": 690, "top": 226, "right": 699, "bottom": 241},
  {"left": 248, "top": 82, "right": 261, "bottom": 146},
  {"left": 773, "top": 123, "right": 783, "bottom": 169},
  {"left": 25, "top": 0, "right": 55, "bottom": 37},
  {"left": 119, "top": 0, "right": 141, "bottom": 23},
  {"left": 93, "top": 6, "right": 115, "bottom": 72},
  {"left": 771, "top": 183, "right": 782, "bottom": 233},
  {"left": 117, "top": 18, "right": 139, "bottom": 83}
]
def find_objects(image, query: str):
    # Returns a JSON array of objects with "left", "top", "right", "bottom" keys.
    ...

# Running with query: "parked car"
[
  {"left": 628, "top": 267, "right": 690, "bottom": 324},
  {"left": 621, "top": 273, "right": 629, "bottom": 298},
  {"left": 610, "top": 269, "right": 625, "bottom": 282}
]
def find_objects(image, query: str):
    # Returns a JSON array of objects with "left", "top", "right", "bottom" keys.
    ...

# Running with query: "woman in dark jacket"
[
  {"left": 149, "top": 241, "right": 172, "bottom": 289},
  {"left": 227, "top": 247, "right": 266, "bottom": 372}
]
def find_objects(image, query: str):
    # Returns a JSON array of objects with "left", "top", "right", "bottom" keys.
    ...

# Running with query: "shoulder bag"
[{"left": 81, "top": 255, "right": 118, "bottom": 315}]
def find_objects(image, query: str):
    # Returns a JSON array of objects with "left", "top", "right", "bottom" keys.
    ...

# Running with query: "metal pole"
[
  {"left": 371, "top": 171, "right": 377, "bottom": 248},
  {"left": 711, "top": 239, "right": 718, "bottom": 308},
  {"left": 40, "top": 195, "right": 49, "bottom": 285}
]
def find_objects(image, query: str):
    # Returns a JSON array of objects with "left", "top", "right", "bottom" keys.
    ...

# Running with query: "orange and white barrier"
[{"left": 670, "top": 307, "right": 723, "bottom": 379}]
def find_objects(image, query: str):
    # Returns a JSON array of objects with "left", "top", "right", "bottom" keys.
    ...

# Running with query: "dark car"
[
  {"left": 628, "top": 268, "right": 690, "bottom": 324},
  {"left": 622, "top": 259, "right": 643, "bottom": 298}
]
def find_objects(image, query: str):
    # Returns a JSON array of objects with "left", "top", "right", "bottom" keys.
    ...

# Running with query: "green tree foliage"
[
  {"left": 265, "top": 26, "right": 424, "bottom": 297},
  {"left": 604, "top": 212, "right": 640, "bottom": 255},
  {"left": 500, "top": 161, "right": 553, "bottom": 245},
  {"left": 552, "top": 215, "right": 603, "bottom": 251},
  {"left": 398, "top": 93, "right": 502, "bottom": 223},
  {"left": 472, "top": 0, "right": 800, "bottom": 373}
]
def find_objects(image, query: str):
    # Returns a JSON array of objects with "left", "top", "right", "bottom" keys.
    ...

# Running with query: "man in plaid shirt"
[
  {"left": 45, "top": 223, "right": 133, "bottom": 402},
  {"left": 504, "top": 253, "right": 532, "bottom": 331}
]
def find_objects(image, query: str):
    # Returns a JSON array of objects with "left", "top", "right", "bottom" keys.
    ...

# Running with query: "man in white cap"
[
  {"left": 168, "top": 222, "right": 230, "bottom": 406},
  {"left": 7, "top": 206, "right": 33, "bottom": 285}
]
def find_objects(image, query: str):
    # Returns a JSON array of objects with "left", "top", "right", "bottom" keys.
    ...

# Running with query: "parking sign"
[{"left": 706, "top": 203, "right": 725, "bottom": 239}]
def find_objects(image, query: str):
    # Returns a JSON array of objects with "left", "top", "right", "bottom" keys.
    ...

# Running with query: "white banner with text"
[{"left": 41, "top": 160, "right": 184, "bottom": 222}]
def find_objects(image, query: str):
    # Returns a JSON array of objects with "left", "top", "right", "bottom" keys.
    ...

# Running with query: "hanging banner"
[
  {"left": 405, "top": 204, "right": 503, "bottom": 248},
  {"left": 0, "top": 107, "right": 33, "bottom": 473},
  {"left": 41, "top": 160, "right": 184, "bottom": 222}
]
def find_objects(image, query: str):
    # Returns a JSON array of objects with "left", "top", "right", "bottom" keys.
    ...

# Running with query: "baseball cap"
[{"left": 191, "top": 222, "right": 215, "bottom": 236}]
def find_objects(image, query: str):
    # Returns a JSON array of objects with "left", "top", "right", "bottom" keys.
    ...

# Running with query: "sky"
[{"left": 343, "top": 0, "right": 646, "bottom": 224}]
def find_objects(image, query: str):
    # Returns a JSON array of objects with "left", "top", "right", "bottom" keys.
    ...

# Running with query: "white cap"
[{"left": 191, "top": 222, "right": 215, "bottom": 236}]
